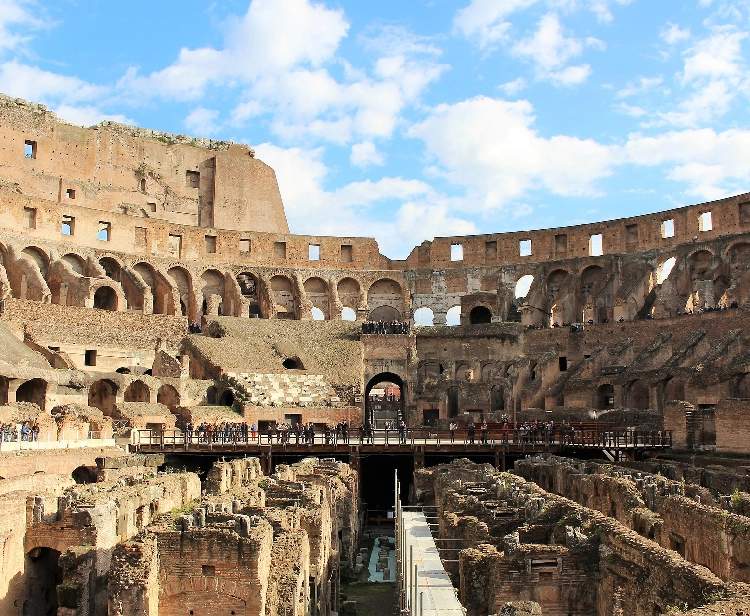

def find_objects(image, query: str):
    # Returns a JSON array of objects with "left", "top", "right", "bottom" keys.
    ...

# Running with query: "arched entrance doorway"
[
  {"left": 89, "top": 379, "right": 118, "bottom": 415},
  {"left": 365, "top": 373, "right": 404, "bottom": 428},
  {"left": 24, "top": 547, "right": 62, "bottom": 615}
]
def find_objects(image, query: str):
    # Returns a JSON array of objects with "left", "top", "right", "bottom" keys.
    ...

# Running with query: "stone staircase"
[{"left": 225, "top": 372, "right": 340, "bottom": 408}]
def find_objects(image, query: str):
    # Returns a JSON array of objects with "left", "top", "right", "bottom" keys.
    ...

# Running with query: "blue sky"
[{"left": 2, "top": 0, "right": 750, "bottom": 259}]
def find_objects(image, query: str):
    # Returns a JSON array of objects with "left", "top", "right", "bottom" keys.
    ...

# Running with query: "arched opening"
[
  {"left": 237, "top": 271, "right": 261, "bottom": 317},
  {"left": 0, "top": 376, "right": 8, "bottom": 405},
  {"left": 491, "top": 385, "right": 505, "bottom": 412},
  {"left": 61, "top": 253, "right": 85, "bottom": 275},
  {"left": 446, "top": 305, "right": 461, "bottom": 326},
  {"left": 447, "top": 386, "right": 460, "bottom": 417},
  {"left": 24, "top": 547, "right": 62, "bottom": 616},
  {"left": 134, "top": 262, "right": 169, "bottom": 315},
  {"left": 732, "top": 373, "right": 750, "bottom": 398},
  {"left": 311, "top": 307, "right": 325, "bottom": 321},
  {"left": 99, "top": 257, "right": 122, "bottom": 282},
  {"left": 365, "top": 373, "right": 404, "bottom": 427},
  {"left": 157, "top": 384, "right": 180, "bottom": 410},
  {"left": 168, "top": 266, "right": 192, "bottom": 317},
  {"left": 413, "top": 307, "right": 434, "bottom": 326},
  {"left": 597, "top": 384, "right": 615, "bottom": 410},
  {"left": 16, "top": 378, "right": 47, "bottom": 410},
  {"left": 469, "top": 305, "right": 492, "bottom": 324},
  {"left": 338, "top": 277, "right": 361, "bottom": 315},
  {"left": 206, "top": 386, "right": 219, "bottom": 405},
  {"left": 657, "top": 257, "right": 677, "bottom": 284},
  {"left": 93, "top": 286, "right": 118, "bottom": 311},
  {"left": 201, "top": 269, "right": 225, "bottom": 316},
  {"left": 22, "top": 246, "right": 49, "bottom": 278},
  {"left": 626, "top": 380, "right": 650, "bottom": 410},
  {"left": 219, "top": 390, "right": 234, "bottom": 407},
  {"left": 283, "top": 357, "right": 304, "bottom": 370},
  {"left": 304, "top": 277, "right": 329, "bottom": 319},
  {"left": 89, "top": 380, "right": 118, "bottom": 415},
  {"left": 124, "top": 380, "right": 150, "bottom": 403},
  {"left": 341, "top": 307, "right": 357, "bottom": 321},
  {"left": 72, "top": 465, "right": 97, "bottom": 484},
  {"left": 270, "top": 275, "right": 295, "bottom": 318},
  {"left": 515, "top": 274, "right": 534, "bottom": 299},
  {"left": 367, "top": 279, "right": 404, "bottom": 321}
]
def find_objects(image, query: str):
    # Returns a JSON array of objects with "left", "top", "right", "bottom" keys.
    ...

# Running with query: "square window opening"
[
  {"left": 273, "top": 241, "right": 287, "bottom": 259},
  {"left": 485, "top": 240, "right": 497, "bottom": 260},
  {"left": 84, "top": 350, "right": 97, "bottom": 366},
  {"left": 24, "top": 207, "right": 36, "bottom": 229},
  {"left": 239, "top": 239, "right": 251, "bottom": 253},
  {"left": 201, "top": 565, "right": 215, "bottom": 577},
  {"left": 309, "top": 244, "right": 320, "bottom": 260},
  {"left": 97, "top": 222, "right": 111, "bottom": 242},
  {"left": 699, "top": 211, "right": 713, "bottom": 232},
  {"left": 61, "top": 215, "right": 74, "bottom": 236},
  {"left": 625, "top": 223, "right": 638, "bottom": 244},
  {"left": 520, "top": 239, "right": 532, "bottom": 257},
  {"left": 341, "top": 244, "right": 353, "bottom": 262},
  {"left": 205, "top": 235, "right": 217, "bottom": 254},
  {"left": 135, "top": 227, "right": 147, "bottom": 248},
  {"left": 589, "top": 234, "right": 603, "bottom": 256},
  {"left": 185, "top": 170, "right": 200, "bottom": 188},
  {"left": 168, "top": 234, "right": 182, "bottom": 258},
  {"left": 661, "top": 219, "right": 675, "bottom": 238},
  {"left": 450, "top": 243, "right": 463, "bottom": 261},
  {"left": 24, "top": 140, "right": 37, "bottom": 159},
  {"left": 559, "top": 356, "right": 568, "bottom": 371},
  {"left": 147, "top": 202, "right": 156, "bottom": 212},
  {"left": 65, "top": 188, "right": 75, "bottom": 199},
  {"left": 739, "top": 202, "right": 750, "bottom": 225},
  {"left": 555, "top": 234, "right": 568, "bottom": 256}
]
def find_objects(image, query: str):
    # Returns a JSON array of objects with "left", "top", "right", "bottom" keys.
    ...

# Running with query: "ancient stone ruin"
[{"left": 0, "top": 93, "right": 749, "bottom": 614}]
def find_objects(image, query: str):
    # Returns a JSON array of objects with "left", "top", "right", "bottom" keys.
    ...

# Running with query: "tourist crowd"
[
  {"left": 0, "top": 421, "right": 40, "bottom": 443},
  {"left": 361, "top": 320, "right": 410, "bottom": 335}
]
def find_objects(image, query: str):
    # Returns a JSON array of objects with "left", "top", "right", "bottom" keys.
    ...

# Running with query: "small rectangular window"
[
  {"left": 24, "top": 140, "right": 37, "bottom": 159},
  {"left": 186, "top": 170, "right": 200, "bottom": 188},
  {"left": 147, "top": 201, "right": 157, "bottom": 212},
  {"left": 97, "top": 221, "right": 111, "bottom": 241},
  {"left": 61, "top": 215, "right": 74, "bottom": 236},
  {"left": 661, "top": 219, "right": 675, "bottom": 238},
  {"left": 341, "top": 244, "right": 353, "bottom": 262},
  {"left": 519, "top": 239, "right": 532, "bottom": 256},
  {"left": 625, "top": 223, "right": 638, "bottom": 244},
  {"left": 239, "top": 239, "right": 251, "bottom": 253},
  {"left": 201, "top": 565, "right": 215, "bottom": 577},
  {"left": 309, "top": 244, "right": 320, "bottom": 260},
  {"left": 24, "top": 207, "right": 36, "bottom": 229},
  {"left": 699, "top": 211, "right": 713, "bottom": 232},
  {"left": 84, "top": 350, "right": 97, "bottom": 366},
  {"left": 274, "top": 241, "right": 287, "bottom": 259},
  {"left": 559, "top": 356, "right": 568, "bottom": 371},
  {"left": 135, "top": 227, "right": 147, "bottom": 248},
  {"left": 485, "top": 240, "right": 497, "bottom": 261},
  {"left": 555, "top": 234, "right": 567, "bottom": 256},
  {"left": 65, "top": 188, "right": 75, "bottom": 199},
  {"left": 450, "top": 244, "right": 463, "bottom": 261},
  {"left": 589, "top": 233, "right": 603, "bottom": 256},
  {"left": 168, "top": 234, "right": 182, "bottom": 258},
  {"left": 205, "top": 235, "right": 216, "bottom": 254},
  {"left": 739, "top": 202, "right": 750, "bottom": 225}
]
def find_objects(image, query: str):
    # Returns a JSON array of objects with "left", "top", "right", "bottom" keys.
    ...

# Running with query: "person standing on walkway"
[
  {"left": 467, "top": 421, "right": 476, "bottom": 444},
  {"left": 449, "top": 421, "right": 457, "bottom": 443}
]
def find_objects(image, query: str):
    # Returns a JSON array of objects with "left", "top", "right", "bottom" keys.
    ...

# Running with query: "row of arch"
[{"left": 0, "top": 241, "right": 409, "bottom": 321}]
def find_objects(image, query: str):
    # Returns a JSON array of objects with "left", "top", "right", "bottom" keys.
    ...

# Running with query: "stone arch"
[
  {"left": 413, "top": 306, "right": 434, "bottom": 326},
  {"left": 21, "top": 245, "right": 50, "bottom": 278},
  {"left": 367, "top": 278, "right": 404, "bottom": 320},
  {"left": 491, "top": 384, "right": 505, "bottom": 412},
  {"left": 236, "top": 271, "right": 262, "bottom": 317},
  {"left": 304, "top": 276, "right": 330, "bottom": 319},
  {"left": 662, "top": 377, "right": 686, "bottom": 404},
  {"left": 24, "top": 547, "right": 63, "bottom": 616},
  {"left": 200, "top": 269, "right": 226, "bottom": 316},
  {"left": 481, "top": 362, "right": 499, "bottom": 382},
  {"left": 730, "top": 373, "right": 750, "bottom": 398},
  {"left": 124, "top": 380, "right": 150, "bottom": 403},
  {"left": 16, "top": 378, "right": 47, "bottom": 410},
  {"left": 219, "top": 389, "right": 234, "bottom": 406},
  {"left": 455, "top": 363, "right": 471, "bottom": 381},
  {"left": 157, "top": 384, "right": 180, "bottom": 410},
  {"left": 206, "top": 386, "right": 219, "bottom": 405},
  {"left": 365, "top": 372, "right": 405, "bottom": 426},
  {"left": 0, "top": 376, "right": 8, "bottom": 405},
  {"left": 89, "top": 380, "right": 118, "bottom": 415},
  {"left": 341, "top": 307, "right": 356, "bottom": 321},
  {"left": 168, "top": 266, "right": 193, "bottom": 317},
  {"left": 99, "top": 256, "right": 123, "bottom": 282},
  {"left": 72, "top": 465, "right": 97, "bottom": 484},
  {"left": 92, "top": 284, "right": 119, "bottom": 311},
  {"left": 134, "top": 261, "right": 172, "bottom": 315},
  {"left": 579, "top": 265, "right": 608, "bottom": 323},
  {"left": 469, "top": 305, "right": 492, "bottom": 324},
  {"left": 446, "top": 305, "right": 461, "bottom": 326},
  {"left": 337, "top": 277, "right": 361, "bottom": 312},
  {"left": 626, "top": 379, "right": 650, "bottom": 410},
  {"left": 60, "top": 253, "right": 86, "bottom": 275},
  {"left": 447, "top": 385, "right": 461, "bottom": 417},
  {"left": 270, "top": 275, "right": 295, "bottom": 318},
  {"left": 726, "top": 242, "right": 750, "bottom": 306},
  {"left": 547, "top": 269, "right": 571, "bottom": 326}
]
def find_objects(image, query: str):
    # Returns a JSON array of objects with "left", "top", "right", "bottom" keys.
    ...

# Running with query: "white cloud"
[
  {"left": 408, "top": 95, "right": 617, "bottom": 209},
  {"left": 0, "top": 0, "right": 46, "bottom": 52},
  {"left": 350, "top": 141, "right": 385, "bottom": 167},
  {"left": 184, "top": 107, "right": 220, "bottom": 136},
  {"left": 53, "top": 105, "right": 132, "bottom": 127},
  {"left": 616, "top": 76, "right": 663, "bottom": 98},
  {"left": 588, "top": 0, "right": 634, "bottom": 23},
  {"left": 453, "top": 0, "right": 538, "bottom": 50},
  {"left": 512, "top": 13, "right": 598, "bottom": 85},
  {"left": 615, "top": 102, "right": 648, "bottom": 117},
  {"left": 660, "top": 22, "right": 691, "bottom": 45},
  {"left": 681, "top": 28, "right": 747, "bottom": 83},
  {"left": 625, "top": 128, "right": 750, "bottom": 199},
  {"left": 498, "top": 77, "right": 527, "bottom": 95},
  {"left": 0, "top": 60, "right": 108, "bottom": 104}
]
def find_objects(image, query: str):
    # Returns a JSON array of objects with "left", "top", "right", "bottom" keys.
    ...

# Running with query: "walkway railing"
[{"left": 132, "top": 427, "right": 672, "bottom": 452}]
